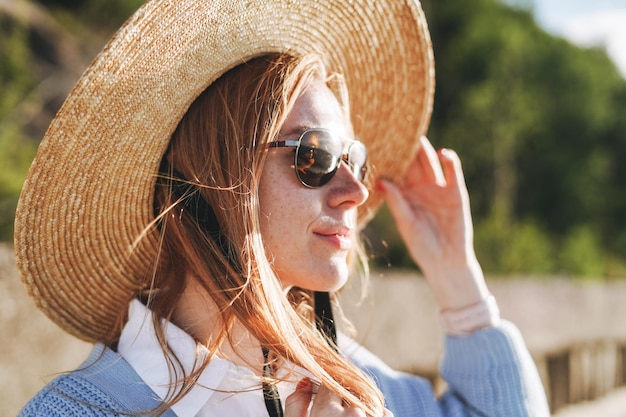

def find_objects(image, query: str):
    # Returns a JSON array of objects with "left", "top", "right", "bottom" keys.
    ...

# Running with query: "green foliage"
[
  {"left": 39, "top": 0, "right": 144, "bottom": 29},
  {"left": 0, "top": 128, "right": 37, "bottom": 240},
  {"left": 424, "top": 0, "right": 626, "bottom": 278},
  {"left": 0, "top": 13, "right": 38, "bottom": 240},
  {"left": 0, "top": 14, "right": 35, "bottom": 118},
  {"left": 369, "top": 208, "right": 611, "bottom": 279},
  {"left": 557, "top": 225, "right": 606, "bottom": 278},
  {"left": 474, "top": 216, "right": 556, "bottom": 275},
  {"left": 366, "top": 0, "right": 626, "bottom": 278}
]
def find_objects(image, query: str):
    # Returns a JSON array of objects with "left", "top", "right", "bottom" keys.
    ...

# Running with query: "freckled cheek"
[
  {"left": 260, "top": 192, "right": 313, "bottom": 250},
  {"left": 259, "top": 190, "right": 292, "bottom": 239},
  {"left": 258, "top": 165, "right": 318, "bottom": 241}
]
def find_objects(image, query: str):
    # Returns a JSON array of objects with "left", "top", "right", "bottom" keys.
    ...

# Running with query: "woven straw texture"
[{"left": 14, "top": 0, "right": 434, "bottom": 342}]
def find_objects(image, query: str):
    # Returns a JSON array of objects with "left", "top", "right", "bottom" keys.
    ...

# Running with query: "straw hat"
[{"left": 14, "top": 0, "right": 434, "bottom": 342}]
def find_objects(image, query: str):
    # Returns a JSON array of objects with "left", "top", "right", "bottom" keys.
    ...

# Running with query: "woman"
[{"left": 15, "top": 1, "right": 549, "bottom": 416}]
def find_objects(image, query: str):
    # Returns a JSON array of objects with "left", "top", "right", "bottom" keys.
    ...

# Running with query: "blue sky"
[{"left": 502, "top": 0, "right": 626, "bottom": 78}]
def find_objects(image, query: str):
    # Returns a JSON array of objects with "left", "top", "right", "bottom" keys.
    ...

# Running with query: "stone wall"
[{"left": 340, "top": 270, "right": 626, "bottom": 412}]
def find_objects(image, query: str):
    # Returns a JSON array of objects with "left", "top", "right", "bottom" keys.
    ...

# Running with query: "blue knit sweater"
[{"left": 19, "top": 321, "right": 549, "bottom": 416}]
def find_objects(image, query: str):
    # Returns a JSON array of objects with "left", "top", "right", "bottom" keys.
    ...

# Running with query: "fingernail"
[
  {"left": 296, "top": 377, "right": 311, "bottom": 391},
  {"left": 440, "top": 148, "right": 453, "bottom": 157}
]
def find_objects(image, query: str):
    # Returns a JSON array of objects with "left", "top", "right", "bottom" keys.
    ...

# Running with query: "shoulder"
[
  {"left": 19, "top": 372, "right": 122, "bottom": 417},
  {"left": 19, "top": 344, "right": 170, "bottom": 417},
  {"left": 339, "top": 332, "right": 425, "bottom": 383}
]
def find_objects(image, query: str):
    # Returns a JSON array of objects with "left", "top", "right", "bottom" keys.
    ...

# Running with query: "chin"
[
  {"left": 314, "top": 267, "right": 350, "bottom": 292},
  {"left": 284, "top": 271, "right": 348, "bottom": 293},
  {"left": 280, "top": 258, "right": 350, "bottom": 292}
]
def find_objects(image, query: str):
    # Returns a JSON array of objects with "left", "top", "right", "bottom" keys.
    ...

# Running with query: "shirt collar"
[{"left": 118, "top": 299, "right": 232, "bottom": 417}]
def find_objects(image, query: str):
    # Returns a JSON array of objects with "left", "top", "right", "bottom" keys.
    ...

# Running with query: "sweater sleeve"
[
  {"left": 344, "top": 320, "right": 549, "bottom": 417},
  {"left": 439, "top": 320, "right": 550, "bottom": 417}
]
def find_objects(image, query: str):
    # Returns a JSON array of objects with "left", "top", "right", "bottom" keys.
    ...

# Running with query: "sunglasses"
[{"left": 267, "top": 128, "right": 368, "bottom": 188}]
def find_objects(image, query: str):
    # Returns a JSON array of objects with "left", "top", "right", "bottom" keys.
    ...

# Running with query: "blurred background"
[{"left": 2, "top": 0, "right": 626, "bottom": 415}]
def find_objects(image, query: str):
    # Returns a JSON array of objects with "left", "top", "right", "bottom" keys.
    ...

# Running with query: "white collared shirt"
[{"left": 118, "top": 299, "right": 303, "bottom": 416}]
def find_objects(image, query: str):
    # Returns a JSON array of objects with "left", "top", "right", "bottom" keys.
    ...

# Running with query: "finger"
[
  {"left": 438, "top": 148, "right": 466, "bottom": 190},
  {"left": 312, "top": 383, "right": 340, "bottom": 406},
  {"left": 378, "top": 179, "right": 426, "bottom": 253},
  {"left": 378, "top": 180, "right": 416, "bottom": 227},
  {"left": 412, "top": 136, "right": 446, "bottom": 186},
  {"left": 284, "top": 378, "right": 314, "bottom": 417},
  {"left": 310, "top": 384, "right": 345, "bottom": 415}
]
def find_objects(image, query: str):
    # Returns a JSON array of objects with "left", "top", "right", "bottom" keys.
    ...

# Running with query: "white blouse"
[{"left": 118, "top": 299, "right": 306, "bottom": 417}]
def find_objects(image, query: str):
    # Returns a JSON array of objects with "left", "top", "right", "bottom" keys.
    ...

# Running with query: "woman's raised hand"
[{"left": 378, "top": 137, "right": 489, "bottom": 310}]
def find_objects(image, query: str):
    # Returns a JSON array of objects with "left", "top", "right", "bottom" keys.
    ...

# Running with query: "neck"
[{"left": 172, "top": 276, "right": 264, "bottom": 374}]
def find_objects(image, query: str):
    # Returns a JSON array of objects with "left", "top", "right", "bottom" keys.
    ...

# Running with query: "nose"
[{"left": 327, "top": 161, "right": 369, "bottom": 208}]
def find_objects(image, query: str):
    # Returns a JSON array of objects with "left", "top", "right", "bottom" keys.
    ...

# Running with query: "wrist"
[
  {"left": 440, "top": 294, "right": 501, "bottom": 336},
  {"left": 424, "top": 257, "right": 490, "bottom": 310}
]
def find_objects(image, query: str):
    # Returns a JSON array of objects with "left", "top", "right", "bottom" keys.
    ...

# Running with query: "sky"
[{"left": 503, "top": 0, "right": 626, "bottom": 78}]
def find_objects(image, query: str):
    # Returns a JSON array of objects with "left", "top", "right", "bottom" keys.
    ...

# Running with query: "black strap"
[
  {"left": 262, "top": 346, "right": 284, "bottom": 417},
  {"left": 261, "top": 292, "right": 337, "bottom": 417},
  {"left": 314, "top": 291, "right": 337, "bottom": 349}
]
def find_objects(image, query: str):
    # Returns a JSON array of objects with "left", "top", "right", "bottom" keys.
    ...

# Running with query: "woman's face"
[{"left": 258, "top": 80, "right": 369, "bottom": 292}]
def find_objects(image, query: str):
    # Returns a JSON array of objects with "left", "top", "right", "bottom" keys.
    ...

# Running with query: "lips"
[{"left": 313, "top": 225, "right": 353, "bottom": 250}]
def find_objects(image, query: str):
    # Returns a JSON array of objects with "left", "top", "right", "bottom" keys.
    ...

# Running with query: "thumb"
[{"left": 284, "top": 378, "right": 314, "bottom": 417}]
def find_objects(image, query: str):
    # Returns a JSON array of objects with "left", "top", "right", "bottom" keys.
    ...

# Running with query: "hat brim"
[{"left": 15, "top": 0, "right": 434, "bottom": 342}]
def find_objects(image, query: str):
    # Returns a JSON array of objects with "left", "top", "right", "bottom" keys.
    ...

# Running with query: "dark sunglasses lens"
[{"left": 296, "top": 131, "right": 341, "bottom": 187}]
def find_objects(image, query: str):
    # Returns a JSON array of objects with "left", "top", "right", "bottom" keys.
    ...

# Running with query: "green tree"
[{"left": 368, "top": 0, "right": 626, "bottom": 277}]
